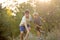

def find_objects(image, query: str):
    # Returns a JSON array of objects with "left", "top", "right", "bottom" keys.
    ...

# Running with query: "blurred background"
[{"left": 0, "top": 0, "right": 60, "bottom": 40}]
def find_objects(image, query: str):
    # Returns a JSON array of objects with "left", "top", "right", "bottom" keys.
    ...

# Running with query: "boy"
[
  {"left": 33, "top": 12, "right": 42, "bottom": 40},
  {"left": 19, "top": 10, "right": 32, "bottom": 40}
]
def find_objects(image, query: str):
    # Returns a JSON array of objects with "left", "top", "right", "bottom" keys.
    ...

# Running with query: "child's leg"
[
  {"left": 20, "top": 31, "right": 24, "bottom": 40},
  {"left": 20, "top": 26, "right": 25, "bottom": 40},
  {"left": 36, "top": 27, "right": 41, "bottom": 39},
  {"left": 24, "top": 26, "right": 31, "bottom": 40},
  {"left": 24, "top": 31, "right": 29, "bottom": 40},
  {"left": 37, "top": 31, "right": 41, "bottom": 38}
]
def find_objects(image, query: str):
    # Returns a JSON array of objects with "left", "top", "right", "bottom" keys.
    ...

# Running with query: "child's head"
[
  {"left": 33, "top": 12, "right": 39, "bottom": 18},
  {"left": 24, "top": 10, "right": 30, "bottom": 18}
]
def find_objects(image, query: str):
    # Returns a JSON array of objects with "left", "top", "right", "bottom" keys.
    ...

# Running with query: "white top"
[{"left": 19, "top": 15, "right": 32, "bottom": 26}]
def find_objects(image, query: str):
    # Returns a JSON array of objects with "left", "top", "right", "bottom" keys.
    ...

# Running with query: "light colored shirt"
[{"left": 19, "top": 15, "right": 32, "bottom": 26}]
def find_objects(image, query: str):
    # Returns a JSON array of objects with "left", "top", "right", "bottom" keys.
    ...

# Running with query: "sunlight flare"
[
  {"left": 39, "top": 0, "right": 51, "bottom": 3},
  {"left": 0, "top": 0, "right": 29, "bottom": 16}
]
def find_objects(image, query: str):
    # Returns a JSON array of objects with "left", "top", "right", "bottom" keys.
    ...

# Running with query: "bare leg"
[
  {"left": 24, "top": 27, "right": 31, "bottom": 40},
  {"left": 20, "top": 31, "right": 24, "bottom": 40},
  {"left": 37, "top": 31, "right": 41, "bottom": 40},
  {"left": 37, "top": 31, "right": 41, "bottom": 37},
  {"left": 24, "top": 31, "right": 29, "bottom": 40}
]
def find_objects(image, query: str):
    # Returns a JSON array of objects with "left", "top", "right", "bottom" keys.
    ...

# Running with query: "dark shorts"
[
  {"left": 20, "top": 24, "right": 30, "bottom": 32},
  {"left": 35, "top": 26, "right": 40, "bottom": 32}
]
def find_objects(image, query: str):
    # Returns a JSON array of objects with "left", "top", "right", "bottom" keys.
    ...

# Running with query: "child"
[
  {"left": 33, "top": 12, "right": 42, "bottom": 40},
  {"left": 19, "top": 10, "right": 32, "bottom": 40}
]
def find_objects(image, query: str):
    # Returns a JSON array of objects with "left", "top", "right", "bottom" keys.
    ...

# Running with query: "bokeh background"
[{"left": 0, "top": 0, "right": 60, "bottom": 40}]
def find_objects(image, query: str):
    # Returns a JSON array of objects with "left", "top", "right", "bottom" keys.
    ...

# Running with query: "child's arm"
[{"left": 24, "top": 22, "right": 29, "bottom": 32}]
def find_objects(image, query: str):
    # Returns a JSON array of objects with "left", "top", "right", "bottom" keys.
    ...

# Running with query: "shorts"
[
  {"left": 35, "top": 26, "right": 41, "bottom": 32},
  {"left": 20, "top": 24, "right": 30, "bottom": 32}
]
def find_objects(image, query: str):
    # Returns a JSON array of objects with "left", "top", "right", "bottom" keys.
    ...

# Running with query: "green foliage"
[{"left": 0, "top": 0, "right": 60, "bottom": 40}]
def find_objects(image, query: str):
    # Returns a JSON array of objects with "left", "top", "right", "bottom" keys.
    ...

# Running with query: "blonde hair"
[{"left": 33, "top": 12, "right": 39, "bottom": 16}]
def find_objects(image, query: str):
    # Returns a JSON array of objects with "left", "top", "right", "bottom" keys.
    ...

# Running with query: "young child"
[
  {"left": 33, "top": 12, "right": 42, "bottom": 40},
  {"left": 19, "top": 10, "right": 32, "bottom": 40}
]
